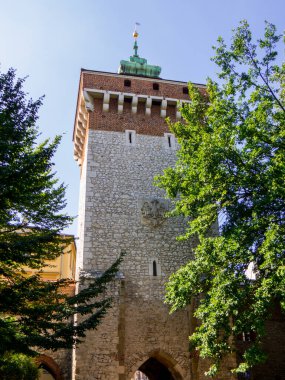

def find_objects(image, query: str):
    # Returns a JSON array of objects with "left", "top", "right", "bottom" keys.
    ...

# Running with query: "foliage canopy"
[
  {"left": 157, "top": 21, "right": 285, "bottom": 375},
  {"left": 0, "top": 68, "right": 122, "bottom": 379}
]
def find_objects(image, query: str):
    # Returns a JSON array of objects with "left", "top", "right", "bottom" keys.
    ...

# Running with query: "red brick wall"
[
  {"left": 82, "top": 70, "right": 206, "bottom": 136},
  {"left": 82, "top": 70, "right": 205, "bottom": 100},
  {"left": 90, "top": 97, "right": 169, "bottom": 136}
]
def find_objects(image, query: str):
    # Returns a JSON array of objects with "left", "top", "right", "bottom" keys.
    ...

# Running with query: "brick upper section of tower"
[{"left": 73, "top": 69, "right": 206, "bottom": 165}]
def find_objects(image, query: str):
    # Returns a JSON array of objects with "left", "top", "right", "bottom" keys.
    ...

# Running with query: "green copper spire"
[
  {"left": 118, "top": 24, "right": 161, "bottom": 78},
  {"left": 133, "top": 39, "right": 138, "bottom": 56}
]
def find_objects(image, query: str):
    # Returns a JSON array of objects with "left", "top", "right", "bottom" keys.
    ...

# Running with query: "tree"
[
  {"left": 156, "top": 21, "right": 285, "bottom": 376},
  {"left": 0, "top": 68, "right": 122, "bottom": 379}
]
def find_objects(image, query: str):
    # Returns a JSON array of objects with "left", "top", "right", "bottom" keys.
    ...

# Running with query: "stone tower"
[{"left": 72, "top": 32, "right": 205, "bottom": 380}]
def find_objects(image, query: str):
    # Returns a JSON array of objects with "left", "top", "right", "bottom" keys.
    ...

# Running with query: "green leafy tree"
[
  {"left": 0, "top": 352, "right": 39, "bottom": 380},
  {"left": 0, "top": 68, "right": 122, "bottom": 379},
  {"left": 157, "top": 21, "right": 285, "bottom": 375}
]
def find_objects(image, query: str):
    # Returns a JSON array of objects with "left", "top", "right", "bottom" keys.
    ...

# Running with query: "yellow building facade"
[{"left": 24, "top": 235, "right": 76, "bottom": 283}]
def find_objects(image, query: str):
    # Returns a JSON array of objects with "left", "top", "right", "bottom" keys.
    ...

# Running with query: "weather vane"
[{"left": 133, "top": 22, "right": 140, "bottom": 39}]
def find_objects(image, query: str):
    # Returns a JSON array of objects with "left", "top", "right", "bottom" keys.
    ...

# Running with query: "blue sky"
[{"left": 0, "top": 0, "right": 284, "bottom": 234}]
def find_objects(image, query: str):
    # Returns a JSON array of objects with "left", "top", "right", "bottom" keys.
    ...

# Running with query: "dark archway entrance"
[
  {"left": 136, "top": 354, "right": 183, "bottom": 380},
  {"left": 130, "top": 350, "right": 184, "bottom": 380},
  {"left": 139, "top": 357, "right": 175, "bottom": 380}
]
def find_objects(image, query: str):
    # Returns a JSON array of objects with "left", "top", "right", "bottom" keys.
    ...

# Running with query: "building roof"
[{"left": 80, "top": 68, "right": 206, "bottom": 88}]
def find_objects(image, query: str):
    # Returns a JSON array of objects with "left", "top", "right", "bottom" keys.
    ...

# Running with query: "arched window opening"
[{"left": 153, "top": 260, "right": 157, "bottom": 276}]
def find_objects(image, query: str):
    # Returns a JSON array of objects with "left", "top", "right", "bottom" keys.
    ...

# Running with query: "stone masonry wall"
[
  {"left": 81, "top": 130, "right": 195, "bottom": 273},
  {"left": 74, "top": 129, "right": 197, "bottom": 380},
  {"left": 76, "top": 131, "right": 88, "bottom": 272}
]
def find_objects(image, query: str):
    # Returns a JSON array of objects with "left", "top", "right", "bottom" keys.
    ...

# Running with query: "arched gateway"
[
  {"left": 37, "top": 355, "right": 62, "bottom": 380},
  {"left": 138, "top": 358, "right": 179, "bottom": 380},
  {"left": 72, "top": 31, "right": 203, "bottom": 380},
  {"left": 130, "top": 350, "right": 184, "bottom": 380}
]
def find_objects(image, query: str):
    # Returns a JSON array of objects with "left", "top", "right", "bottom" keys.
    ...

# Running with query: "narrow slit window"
[
  {"left": 153, "top": 83, "right": 159, "bottom": 90},
  {"left": 165, "top": 133, "right": 175, "bottom": 150},
  {"left": 153, "top": 260, "right": 157, "bottom": 276},
  {"left": 183, "top": 86, "right": 188, "bottom": 94},
  {"left": 167, "top": 135, "right": 171, "bottom": 148},
  {"left": 125, "top": 130, "right": 136, "bottom": 146}
]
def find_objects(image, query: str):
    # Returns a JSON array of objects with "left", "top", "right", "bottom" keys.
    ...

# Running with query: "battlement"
[{"left": 73, "top": 70, "right": 206, "bottom": 165}]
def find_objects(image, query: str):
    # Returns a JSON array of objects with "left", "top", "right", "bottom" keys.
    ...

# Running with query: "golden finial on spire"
[{"left": 133, "top": 22, "right": 140, "bottom": 39}]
